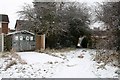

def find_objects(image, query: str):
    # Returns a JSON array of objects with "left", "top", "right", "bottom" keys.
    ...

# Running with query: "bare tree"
[
  {"left": 93, "top": 2, "right": 118, "bottom": 49},
  {"left": 18, "top": 2, "right": 91, "bottom": 48},
  {"left": 94, "top": 2, "right": 120, "bottom": 67}
]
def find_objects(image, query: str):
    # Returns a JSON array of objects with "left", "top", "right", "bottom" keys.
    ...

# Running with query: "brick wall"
[{"left": 2, "top": 23, "right": 8, "bottom": 34}]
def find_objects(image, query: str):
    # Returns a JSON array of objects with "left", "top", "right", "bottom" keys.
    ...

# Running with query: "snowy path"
[
  {"left": 17, "top": 51, "right": 97, "bottom": 78},
  {"left": 17, "top": 52, "right": 63, "bottom": 64},
  {"left": 52, "top": 50, "right": 97, "bottom": 78},
  {"left": 0, "top": 49, "right": 118, "bottom": 78},
  {"left": 16, "top": 50, "right": 118, "bottom": 78},
  {"left": 52, "top": 58, "right": 97, "bottom": 78}
]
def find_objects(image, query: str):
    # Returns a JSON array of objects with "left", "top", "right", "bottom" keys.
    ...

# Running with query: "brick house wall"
[
  {"left": 0, "top": 14, "right": 9, "bottom": 34},
  {"left": 1, "top": 23, "right": 8, "bottom": 34}
]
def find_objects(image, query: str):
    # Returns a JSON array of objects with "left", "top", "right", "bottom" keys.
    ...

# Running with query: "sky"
[
  {"left": 0, "top": 0, "right": 104, "bottom": 29},
  {"left": 0, "top": 0, "right": 33, "bottom": 29}
]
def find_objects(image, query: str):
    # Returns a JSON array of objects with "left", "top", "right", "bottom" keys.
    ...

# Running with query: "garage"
[{"left": 6, "top": 30, "right": 35, "bottom": 52}]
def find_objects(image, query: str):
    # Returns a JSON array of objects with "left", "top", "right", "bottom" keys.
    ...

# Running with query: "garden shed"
[{"left": 6, "top": 30, "right": 35, "bottom": 52}]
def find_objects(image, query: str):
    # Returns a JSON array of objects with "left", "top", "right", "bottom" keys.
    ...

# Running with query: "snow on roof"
[{"left": 7, "top": 30, "right": 35, "bottom": 35}]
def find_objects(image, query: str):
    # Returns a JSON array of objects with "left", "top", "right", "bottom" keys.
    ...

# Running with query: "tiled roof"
[{"left": 0, "top": 14, "right": 9, "bottom": 22}]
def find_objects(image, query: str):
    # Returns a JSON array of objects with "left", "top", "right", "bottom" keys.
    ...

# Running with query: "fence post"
[
  {"left": 41, "top": 34, "right": 45, "bottom": 50},
  {"left": 1, "top": 33, "right": 4, "bottom": 52},
  {"left": 35, "top": 34, "right": 45, "bottom": 51}
]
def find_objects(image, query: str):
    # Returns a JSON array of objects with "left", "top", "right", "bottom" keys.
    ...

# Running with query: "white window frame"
[
  {"left": 15, "top": 36, "right": 18, "bottom": 40},
  {"left": 26, "top": 36, "right": 29, "bottom": 40},
  {"left": 30, "top": 36, "right": 33, "bottom": 41},
  {"left": 20, "top": 36, "right": 23, "bottom": 41}
]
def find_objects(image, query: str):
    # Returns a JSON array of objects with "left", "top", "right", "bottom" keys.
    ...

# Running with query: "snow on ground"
[
  {"left": 17, "top": 52, "right": 64, "bottom": 64},
  {"left": 52, "top": 50, "right": 97, "bottom": 78},
  {"left": 0, "top": 49, "right": 119, "bottom": 78}
]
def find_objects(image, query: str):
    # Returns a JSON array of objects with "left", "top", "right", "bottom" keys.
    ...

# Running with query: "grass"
[
  {"left": 0, "top": 51, "right": 27, "bottom": 65},
  {"left": 0, "top": 48, "right": 16, "bottom": 58},
  {"left": 0, "top": 52, "right": 11, "bottom": 58}
]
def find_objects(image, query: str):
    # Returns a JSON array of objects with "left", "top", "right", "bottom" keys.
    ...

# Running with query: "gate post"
[
  {"left": 41, "top": 34, "right": 45, "bottom": 50},
  {"left": 36, "top": 34, "right": 45, "bottom": 51},
  {"left": 1, "top": 33, "right": 4, "bottom": 52}
]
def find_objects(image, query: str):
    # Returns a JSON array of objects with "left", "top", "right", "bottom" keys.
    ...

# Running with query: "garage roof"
[{"left": 7, "top": 30, "right": 35, "bottom": 35}]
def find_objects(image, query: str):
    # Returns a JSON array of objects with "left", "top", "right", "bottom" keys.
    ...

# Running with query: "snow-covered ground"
[{"left": 0, "top": 49, "right": 119, "bottom": 78}]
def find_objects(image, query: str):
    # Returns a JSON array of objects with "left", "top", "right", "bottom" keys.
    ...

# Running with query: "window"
[
  {"left": 26, "top": 36, "right": 29, "bottom": 40},
  {"left": 20, "top": 36, "right": 23, "bottom": 41},
  {"left": 15, "top": 36, "right": 18, "bottom": 40},
  {"left": 30, "top": 36, "right": 33, "bottom": 41}
]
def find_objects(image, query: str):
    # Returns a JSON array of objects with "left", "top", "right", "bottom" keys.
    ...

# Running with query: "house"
[
  {"left": 6, "top": 30, "right": 35, "bottom": 52},
  {"left": 92, "top": 28, "right": 107, "bottom": 38},
  {"left": 8, "top": 29, "right": 16, "bottom": 33},
  {"left": 90, "top": 27, "right": 107, "bottom": 48},
  {"left": 15, "top": 20, "right": 33, "bottom": 32},
  {"left": 0, "top": 14, "right": 9, "bottom": 34}
]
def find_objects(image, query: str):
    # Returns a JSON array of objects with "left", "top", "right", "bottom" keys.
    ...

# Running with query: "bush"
[{"left": 93, "top": 50, "right": 119, "bottom": 67}]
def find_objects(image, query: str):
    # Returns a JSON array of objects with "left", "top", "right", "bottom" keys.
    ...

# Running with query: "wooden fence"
[{"left": 36, "top": 34, "right": 45, "bottom": 50}]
